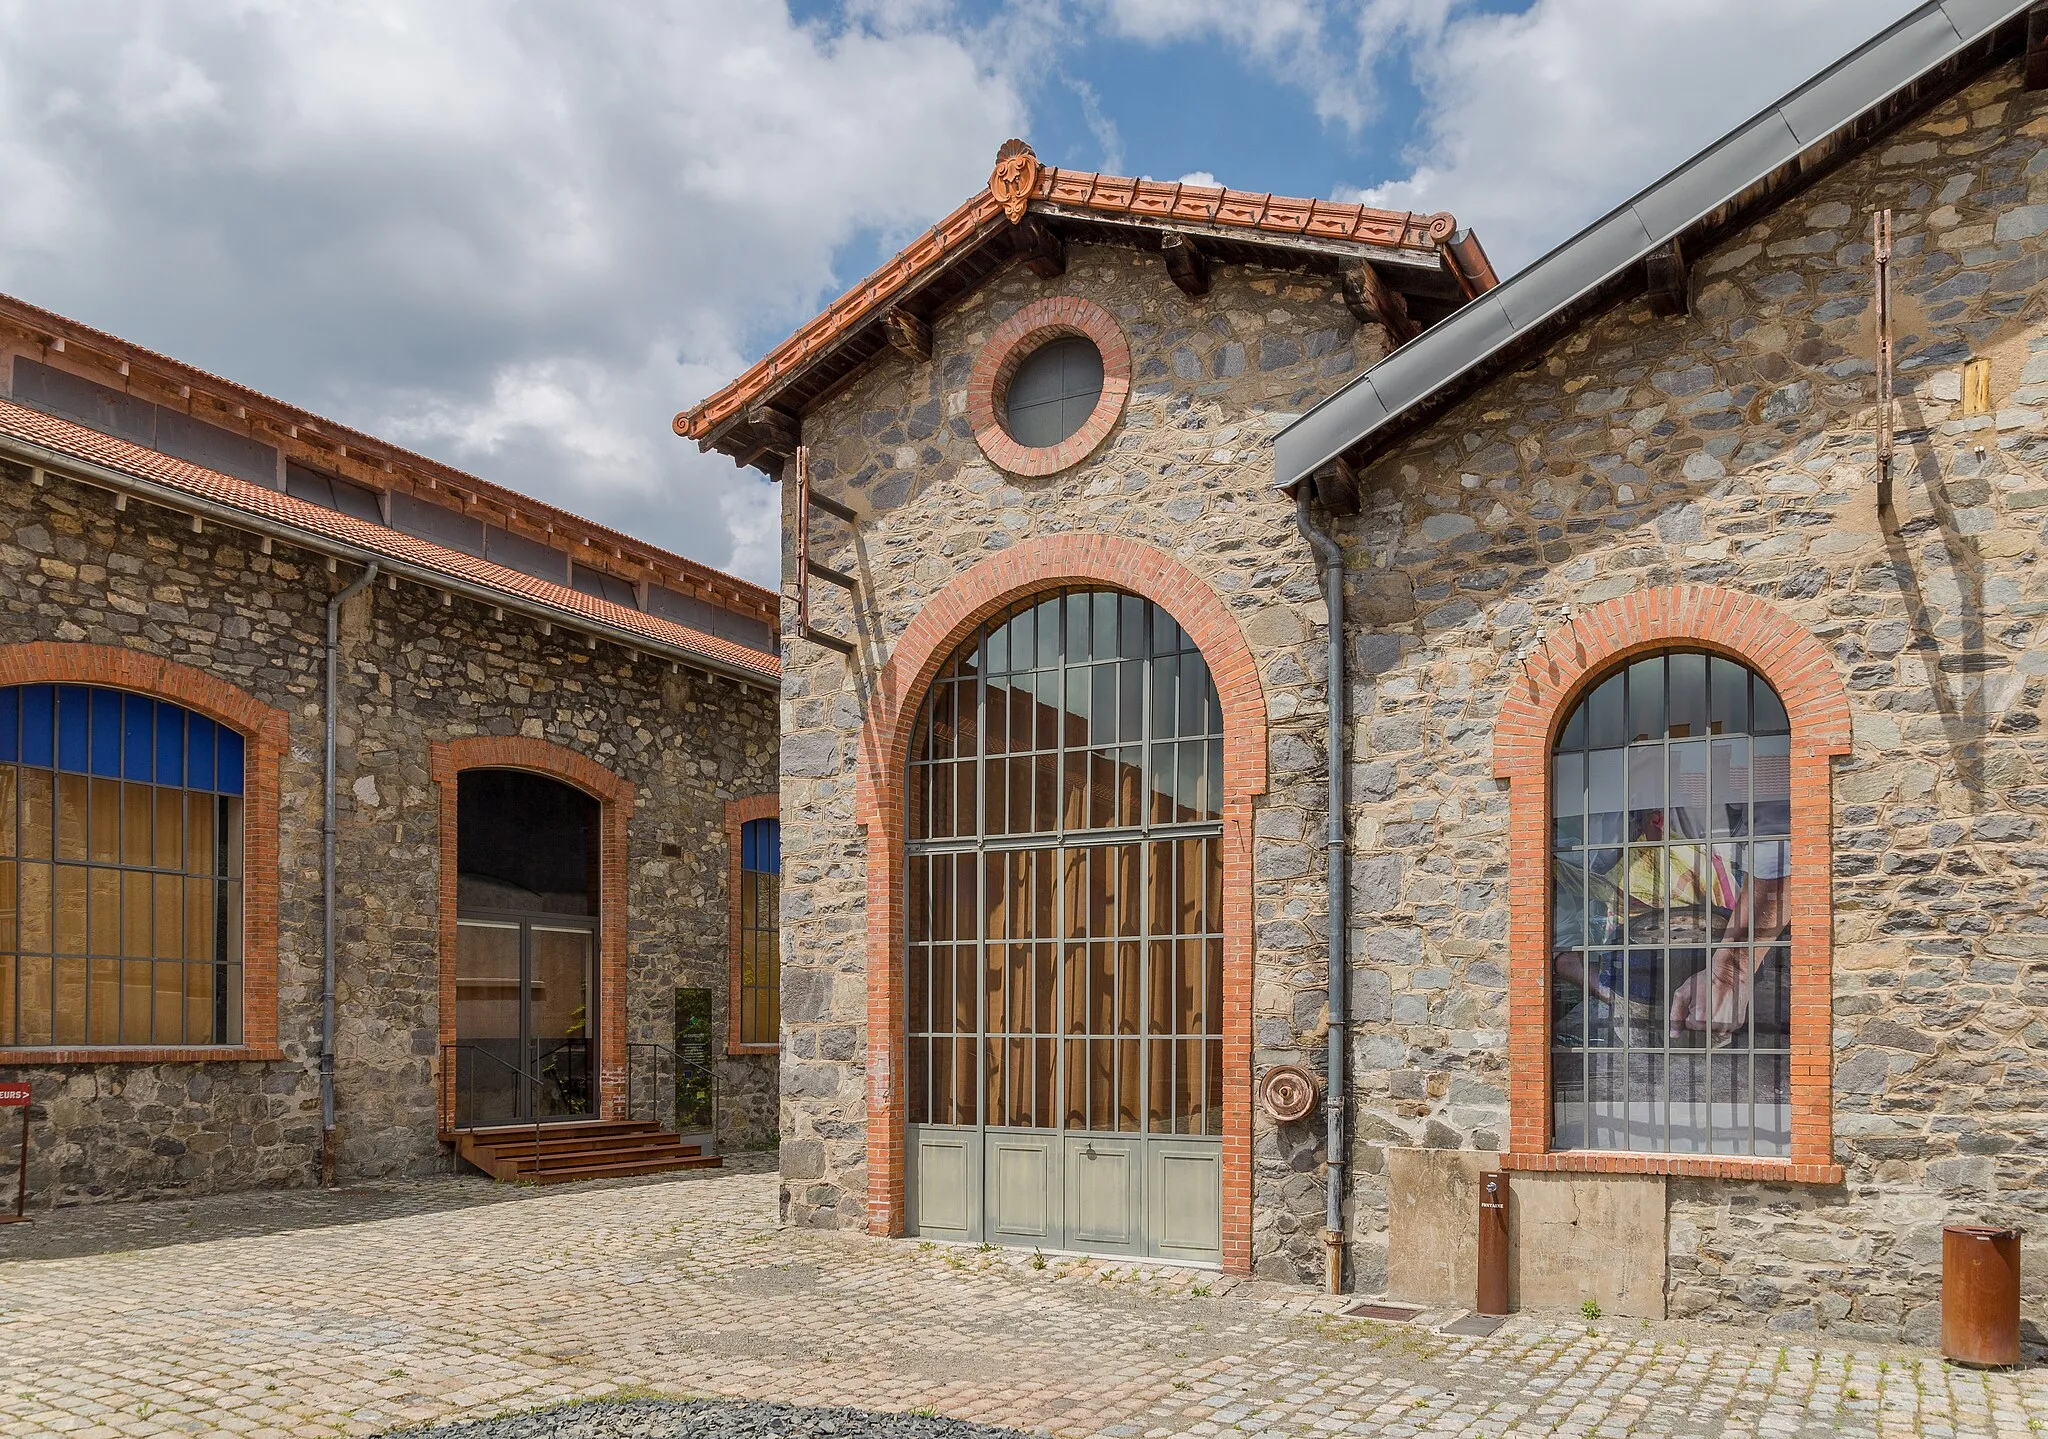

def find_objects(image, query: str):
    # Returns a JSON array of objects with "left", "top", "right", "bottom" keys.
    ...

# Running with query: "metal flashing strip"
[
  {"left": 1271, "top": 0, "right": 2032, "bottom": 491},
  {"left": 0, "top": 432, "right": 779, "bottom": 691}
]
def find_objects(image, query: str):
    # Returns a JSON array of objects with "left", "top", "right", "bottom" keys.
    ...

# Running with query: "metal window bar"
[
  {"left": 0, "top": 686, "right": 245, "bottom": 1050},
  {"left": 905, "top": 590, "right": 1225, "bottom": 1139},
  {"left": 1549, "top": 652, "right": 1791, "bottom": 1158}
]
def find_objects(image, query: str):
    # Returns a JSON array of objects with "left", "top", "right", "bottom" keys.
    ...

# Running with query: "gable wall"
[{"left": 777, "top": 241, "right": 1383, "bottom": 1279}]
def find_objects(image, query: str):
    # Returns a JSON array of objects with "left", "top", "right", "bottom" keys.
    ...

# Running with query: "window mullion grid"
[
  {"left": 1136, "top": 609, "right": 1152, "bottom": 1140},
  {"left": 974, "top": 625, "right": 989, "bottom": 1135}
]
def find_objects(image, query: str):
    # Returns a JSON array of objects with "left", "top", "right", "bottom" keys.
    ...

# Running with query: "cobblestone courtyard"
[{"left": 0, "top": 1164, "right": 2041, "bottom": 1438}]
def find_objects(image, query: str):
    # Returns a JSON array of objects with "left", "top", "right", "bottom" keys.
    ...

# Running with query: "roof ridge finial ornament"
[{"left": 990, "top": 139, "right": 1041, "bottom": 225}]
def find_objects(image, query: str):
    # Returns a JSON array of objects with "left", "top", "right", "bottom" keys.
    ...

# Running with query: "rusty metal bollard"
[
  {"left": 1941, "top": 1224, "right": 2021, "bottom": 1368},
  {"left": 1477, "top": 1170, "right": 1509, "bottom": 1317}
]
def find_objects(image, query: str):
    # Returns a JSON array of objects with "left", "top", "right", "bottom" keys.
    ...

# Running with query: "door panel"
[
  {"left": 910, "top": 1126, "right": 980, "bottom": 1242},
  {"left": 529, "top": 925, "right": 593, "bottom": 1118},
  {"left": 1148, "top": 1139, "right": 1223, "bottom": 1264},
  {"left": 454, "top": 919, "right": 521, "bottom": 1126},
  {"left": 1065, "top": 1133, "right": 1142, "bottom": 1255},
  {"left": 985, "top": 1130, "right": 1062, "bottom": 1248}
]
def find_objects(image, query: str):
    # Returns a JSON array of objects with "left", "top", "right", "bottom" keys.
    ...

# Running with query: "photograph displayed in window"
[
  {"left": 735, "top": 817, "right": 780, "bottom": 1047},
  {"left": 905, "top": 589, "right": 1225, "bottom": 1137},
  {"left": 1549, "top": 652, "right": 1792, "bottom": 1155},
  {"left": 0, "top": 684, "right": 246, "bottom": 1048}
]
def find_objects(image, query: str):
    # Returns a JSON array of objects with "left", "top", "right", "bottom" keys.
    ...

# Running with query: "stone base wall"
[{"left": 0, "top": 458, "right": 777, "bottom": 1203}]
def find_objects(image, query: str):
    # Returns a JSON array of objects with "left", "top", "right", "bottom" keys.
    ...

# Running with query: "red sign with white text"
[{"left": 0, "top": 1084, "right": 28, "bottom": 1108}]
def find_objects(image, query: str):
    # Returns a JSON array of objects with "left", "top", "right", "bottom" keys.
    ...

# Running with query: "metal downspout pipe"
[
  {"left": 322, "top": 560, "right": 378, "bottom": 1188},
  {"left": 1295, "top": 486, "right": 1347, "bottom": 1294}
]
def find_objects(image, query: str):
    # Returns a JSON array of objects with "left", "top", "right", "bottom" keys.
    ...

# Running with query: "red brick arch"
[
  {"left": 429, "top": 736, "right": 634, "bottom": 1132},
  {"left": 0, "top": 643, "right": 289, "bottom": 1063},
  {"left": 967, "top": 297, "right": 1132, "bottom": 477},
  {"left": 1493, "top": 585, "right": 1850, "bottom": 1182},
  {"left": 855, "top": 534, "right": 1267, "bottom": 1271}
]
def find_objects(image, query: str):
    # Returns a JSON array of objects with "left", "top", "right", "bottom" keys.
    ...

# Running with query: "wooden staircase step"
[
  {"left": 513, "top": 1154, "right": 725, "bottom": 1184},
  {"left": 453, "top": 1118, "right": 720, "bottom": 1185}
]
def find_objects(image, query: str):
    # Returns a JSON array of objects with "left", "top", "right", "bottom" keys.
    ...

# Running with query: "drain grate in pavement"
[
  {"left": 1440, "top": 1312, "right": 1506, "bottom": 1337},
  {"left": 1343, "top": 1301, "right": 1424, "bottom": 1322}
]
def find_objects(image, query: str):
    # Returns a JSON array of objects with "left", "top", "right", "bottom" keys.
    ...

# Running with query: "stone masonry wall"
[
  {"left": 0, "top": 458, "right": 777, "bottom": 1202},
  {"left": 776, "top": 242, "right": 1383, "bottom": 1278},
  {"left": 1337, "top": 64, "right": 2048, "bottom": 1341}
]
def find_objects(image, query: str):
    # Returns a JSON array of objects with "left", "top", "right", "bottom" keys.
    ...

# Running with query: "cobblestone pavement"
[{"left": 0, "top": 1164, "right": 2042, "bottom": 1438}]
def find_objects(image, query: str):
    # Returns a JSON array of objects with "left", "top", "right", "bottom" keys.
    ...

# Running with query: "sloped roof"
[
  {"left": 676, "top": 143, "right": 1498, "bottom": 464},
  {"left": 0, "top": 290, "right": 774, "bottom": 623},
  {"left": 0, "top": 397, "right": 779, "bottom": 686},
  {"left": 1274, "top": 0, "right": 2033, "bottom": 490}
]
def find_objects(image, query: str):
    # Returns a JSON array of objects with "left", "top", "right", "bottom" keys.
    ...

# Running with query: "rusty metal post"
[
  {"left": 1874, "top": 209, "right": 1896, "bottom": 514},
  {"left": 1477, "top": 1170, "right": 1509, "bottom": 1316},
  {"left": 1942, "top": 1225, "right": 2021, "bottom": 1367}
]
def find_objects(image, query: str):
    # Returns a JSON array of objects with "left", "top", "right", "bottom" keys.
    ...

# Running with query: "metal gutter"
[
  {"left": 0, "top": 432, "right": 779, "bottom": 691},
  {"left": 1295, "top": 488, "right": 1350, "bottom": 1294},
  {"left": 1272, "top": 0, "right": 2030, "bottom": 491}
]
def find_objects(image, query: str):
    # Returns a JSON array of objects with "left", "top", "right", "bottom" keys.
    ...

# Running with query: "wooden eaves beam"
[
  {"left": 1160, "top": 232, "right": 1210, "bottom": 298},
  {"left": 1340, "top": 261, "right": 1419, "bottom": 347},
  {"left": 1645, "top": 239, "right": 1689, "bottom": 317},
  {"left": 2028, "top": 3, "right": 2048, "bottom": 91}
]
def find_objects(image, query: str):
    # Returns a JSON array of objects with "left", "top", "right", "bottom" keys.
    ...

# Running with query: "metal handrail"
[
  {"left": 442, "top": 1040, "right": 588, "bottom": 1178},
  {"left": 626, "top": 1040, "right": 717, "bottom": 1147}
]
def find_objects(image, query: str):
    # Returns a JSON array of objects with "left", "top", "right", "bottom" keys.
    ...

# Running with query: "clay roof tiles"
[
  {"left": 0, "top": 290, "right": 774, "bottom": 619},
  {"left": 675, "top": 146, "right": 1494, "bottom": 444},
  {"left": 0, "top": 396, "right": 779, "bottom": 684}
]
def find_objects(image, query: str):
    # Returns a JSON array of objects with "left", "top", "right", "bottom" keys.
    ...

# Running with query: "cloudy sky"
[{"left": 0, "top": 0, "right": 1919, "bottom": 585}]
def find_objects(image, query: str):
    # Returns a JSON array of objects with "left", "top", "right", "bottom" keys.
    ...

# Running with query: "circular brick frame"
[
  {"left": 967, "top": 297, "right": 1132, "bottom": 477},
  {"left": 0, "top": 643, "right": 290, "bottom": 1064},
  {"left": 429, "top": 736, "right": 635, "bottom": 1134},
  {"left": 854, "top": 534, "right": 1267, "bottom": 1272},
  {"left": 1492, "top": 585, "right": 1852, "bottom": 1183}
]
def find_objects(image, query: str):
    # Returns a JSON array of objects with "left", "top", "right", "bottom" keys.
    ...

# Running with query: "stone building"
[
  {"left": 0, "top": 292, "right": 782, "bottom": 1202},
  {"left": 679, "top": 1, "right": 2046, "bottom": 1341}
]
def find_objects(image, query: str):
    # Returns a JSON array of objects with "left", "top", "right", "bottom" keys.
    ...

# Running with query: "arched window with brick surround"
[
  {"left": 1494, "top": 587, "right": 1851, "bottom": 1183},
  {"left": 1548, "top": 652, "right": 1791, "bottom": 1156}
]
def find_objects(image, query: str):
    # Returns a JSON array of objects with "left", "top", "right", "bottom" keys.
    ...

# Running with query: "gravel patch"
[{"left": 386, "top": 1399, "right": 1032, "bottom": 1439}]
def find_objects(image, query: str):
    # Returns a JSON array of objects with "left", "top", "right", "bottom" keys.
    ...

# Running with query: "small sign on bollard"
[{"left": 0, "top": 1081, "right": 28, "bottom": 1224}]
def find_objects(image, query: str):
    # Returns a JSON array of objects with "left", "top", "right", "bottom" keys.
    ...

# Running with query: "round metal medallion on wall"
[{"left": 1259, "top": 1064, "right": 1319, "bottom": 1123}]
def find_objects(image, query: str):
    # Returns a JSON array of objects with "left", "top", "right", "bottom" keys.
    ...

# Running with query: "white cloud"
[
  {"left": 1343, "top": 0, "right": 1922, "bottom": 273},
  {"left": 0, "top": 0, "right": 1028, "bottom": 584},
  {"left": 1095, "top": 0, "right": 1925, "bottom": 277},
  {"left": 1066, "top": 76, "right": 1125, "bottom": 174},
  {"left": 1177, "top": 171, "right": 1220, "bottom": 188}
]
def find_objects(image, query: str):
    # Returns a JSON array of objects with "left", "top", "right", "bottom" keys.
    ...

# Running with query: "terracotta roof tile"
[
  {"left": 0, "top": 397, "right": 779, "bottom": 684},
  {"left": 0, "top": 290, "right": 775, "bottom": 618},
  {"left": 675, "top": 143, "right": 1485, "bottom": 443}
]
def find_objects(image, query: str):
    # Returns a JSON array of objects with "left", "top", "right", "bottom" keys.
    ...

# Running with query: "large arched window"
[
  {"left": 0, "top": 684, "right": 245, "bottom": 1047},
  {"left": 1549, "top": 652, "right": 1792, "bottom": 1156},
  {"left": 903, "top": 587, "right": 1226, "bottom": 1260}
]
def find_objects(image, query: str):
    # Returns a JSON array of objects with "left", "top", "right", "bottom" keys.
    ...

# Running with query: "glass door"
[
  {"left": 529, "top": 923, "right": 593, "bottom": 1119},
  {"left": 454, "top": 916, "right": 594, "bottom": 1124}
]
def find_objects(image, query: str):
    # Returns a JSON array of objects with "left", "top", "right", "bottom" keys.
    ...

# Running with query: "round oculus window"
[{"left": 1003, "top": 335, "right": 1104, "bottom": 448}]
